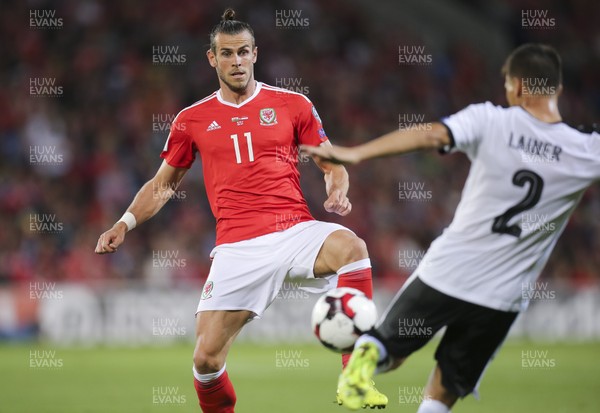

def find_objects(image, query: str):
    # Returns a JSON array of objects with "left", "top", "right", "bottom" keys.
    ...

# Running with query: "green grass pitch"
[{"left": 1, "top": 340, "right": 599, "bottom": 412}]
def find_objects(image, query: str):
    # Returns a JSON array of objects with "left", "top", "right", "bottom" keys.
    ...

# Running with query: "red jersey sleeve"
[
  {"left": 293, "top": 96, "right": 329, "bottom": 146},
  {"left": 160, "top": 112, "right": 196, "bottom": 168}
]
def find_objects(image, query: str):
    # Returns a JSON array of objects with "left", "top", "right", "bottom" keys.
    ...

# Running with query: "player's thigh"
[
  {"left": 313, "top": 228, "right": 368, "bottom": 275},
  {"left": 197, "top": 240, "right": 282, "bottom": 318},
  {"left": 374, "top": 276, "right": 463, "bottom": 359},
  {"left": 434, "top": 304, "right": 518, "bottom": 398}
]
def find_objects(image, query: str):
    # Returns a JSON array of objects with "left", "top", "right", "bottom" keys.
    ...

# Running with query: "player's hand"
[
  {"left": 324, "top": 189, "right": 352, "bottom": 216},
  {"left": 95, "top": 222, "right": 127, "bottom": 254},
  {"left": 300, "top": 144, "right": 361, "bottom": 165}
]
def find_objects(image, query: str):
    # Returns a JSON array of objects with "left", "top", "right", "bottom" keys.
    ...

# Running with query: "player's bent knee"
[
  {"left": 193, "top": 349, "right": 225, "bottom": 374},
  {"left": 343, "top": 235, "right": 369, "bottom": 262}
]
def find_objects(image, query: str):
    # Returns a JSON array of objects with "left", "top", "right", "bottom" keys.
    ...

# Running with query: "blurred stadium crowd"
[{"left": 1, "top": 0, "right": 599, "bottom": 292}]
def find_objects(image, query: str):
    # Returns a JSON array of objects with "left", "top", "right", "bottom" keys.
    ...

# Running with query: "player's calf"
[
  {"left": 193, "top": 365, "right": 236, "bottom": 413},
  {"left": 192, "top": 310, "right": 251, "bottom": 412},
  {"left": 418, "top": 365, "right": 457, "bottom": 412}
]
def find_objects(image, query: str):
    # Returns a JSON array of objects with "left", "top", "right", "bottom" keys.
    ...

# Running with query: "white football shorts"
[{"left": 196, "top": 220, "right": 351, "bottom": 318}]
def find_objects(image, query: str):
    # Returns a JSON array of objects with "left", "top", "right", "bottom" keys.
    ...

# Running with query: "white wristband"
[{"left": 117, "top": 211, "right": 137, "bottom": 232}]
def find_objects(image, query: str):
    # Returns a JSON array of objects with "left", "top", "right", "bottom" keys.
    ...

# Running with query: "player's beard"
[{"left": 218, "top": 71, "right": 252, "bottom": 94}]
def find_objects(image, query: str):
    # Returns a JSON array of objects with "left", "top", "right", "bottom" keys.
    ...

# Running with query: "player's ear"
[
  {"left": 207, "top": 49, "right": 217, "bottom": 68},
  {"left": 251, "top": 46, "right": 258, "bottom": 64},
  {"left": 514, "top": 77, "right": 523, "bottom": 98}
]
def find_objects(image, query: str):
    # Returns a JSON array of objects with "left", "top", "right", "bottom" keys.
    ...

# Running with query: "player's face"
[{"left": 207, "top": 31, "right": 257, "bottom": 94}]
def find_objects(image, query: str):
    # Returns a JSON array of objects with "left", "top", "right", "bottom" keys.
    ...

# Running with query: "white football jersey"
[{"left": 416, "top": 102, "right": 600, "bottom": 312}]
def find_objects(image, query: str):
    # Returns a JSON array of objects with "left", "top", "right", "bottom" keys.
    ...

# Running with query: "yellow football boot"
[{"left": 336, "top": 343, "right": 388, "bottom": 410}]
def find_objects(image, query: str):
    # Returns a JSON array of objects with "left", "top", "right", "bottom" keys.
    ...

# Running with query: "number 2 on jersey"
[
  {"left": 230, "top": 132, "right": 255, "bottom": 164},
  {"left": 492, "top": 169, "right": 544, "bottom": 237}
]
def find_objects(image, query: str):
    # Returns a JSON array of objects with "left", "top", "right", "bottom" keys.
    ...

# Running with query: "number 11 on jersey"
[{"left": 231, "top": 132, "right": 255, "bottom": 164}]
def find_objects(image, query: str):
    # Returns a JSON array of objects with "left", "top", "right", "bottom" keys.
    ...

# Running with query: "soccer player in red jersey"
[{"left": 95, "top": 8, "right": 387, "bottom": 412}]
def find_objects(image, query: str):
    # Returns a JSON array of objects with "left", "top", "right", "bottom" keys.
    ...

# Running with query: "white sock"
[
  {"left": 416, "top": 399, "right": 451, "bottom": 413},
  {"left": 355, "top": 334, "right": 388, "bottom": 363},
  {"left": 336, "top": 258, "right": 371, "bottom": 275},
  {"left": 192, "top": 363, "right": 226, "bottom": 383}
]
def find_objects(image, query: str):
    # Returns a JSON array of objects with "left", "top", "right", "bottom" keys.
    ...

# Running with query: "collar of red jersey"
[{"left": 217, "top": 81, "right": 263, "bottom": 108}]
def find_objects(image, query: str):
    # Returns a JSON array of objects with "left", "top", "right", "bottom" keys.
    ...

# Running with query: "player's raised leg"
[
  {"left": 337, "top": 276, "right": 451, "bottom": 410},
  {"left": 192, "top": 309, "right": 253, "bottom": 413},
  {"left": 315, "top": 230, "right": 373, "bottom": 366},
  {"left": 315, "top": 229, "right": 373, "bottom": 296},
  {"left": 314, "top": 230, "right": 371, "bottom": 297},
  {"left": 314, "top": 229, "right": 388, "bottom": 409}
]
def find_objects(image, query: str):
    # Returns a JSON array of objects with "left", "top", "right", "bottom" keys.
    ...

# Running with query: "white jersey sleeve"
[
  {"left": 441, "top": 102, "right": 498, "bottom": 159},
  {"left": 415, "top": 103, "right": 600, "bottom": 312}
]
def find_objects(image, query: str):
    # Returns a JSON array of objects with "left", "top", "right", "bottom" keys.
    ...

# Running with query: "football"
[{"left": 311, "top": 287, "right": 378, "bottom": 353}]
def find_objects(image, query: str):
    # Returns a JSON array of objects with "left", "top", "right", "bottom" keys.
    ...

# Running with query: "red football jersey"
[{"left": 161, "top": 82, "right": 329, "bottom": 245}]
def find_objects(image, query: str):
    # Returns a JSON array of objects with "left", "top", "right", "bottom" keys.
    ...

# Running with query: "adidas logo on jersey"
[{"left": 206, "top": 121, "right": 221, "bottom": 131}]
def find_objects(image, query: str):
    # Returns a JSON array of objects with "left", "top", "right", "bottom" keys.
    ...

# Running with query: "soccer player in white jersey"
[{"left": 302, "top": 43, "right": 600, "bottom": 412}]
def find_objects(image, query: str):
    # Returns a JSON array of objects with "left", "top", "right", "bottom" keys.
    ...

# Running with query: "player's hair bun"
[
  {"left": 222, "top": 8, "right": 236, "bottom": 21},
  {"left": 209, "top": 7, "right": 253, "bottom": 52}
]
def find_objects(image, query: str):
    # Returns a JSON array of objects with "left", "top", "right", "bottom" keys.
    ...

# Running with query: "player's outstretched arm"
[
  {"left": 94, "top": 160, "right": 188, "bottom": 254},
  {"left": 301, "top": 122, "right": 451, "bottom": 165},
  {"left": 311, "top": 142, "right": 352, "bottom": 216}
]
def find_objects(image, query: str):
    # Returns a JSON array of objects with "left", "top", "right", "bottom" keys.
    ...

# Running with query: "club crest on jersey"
[
  {"left": 201, "top": 281, "right": 214, "bottom": 300},
  {"left": 259, "top": 108, "right": 277, "bottom": 126}
]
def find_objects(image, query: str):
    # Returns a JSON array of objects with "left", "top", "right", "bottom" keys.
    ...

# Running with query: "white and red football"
[{"left": 311, "top": 287, "right": 377, "bottom": 353}]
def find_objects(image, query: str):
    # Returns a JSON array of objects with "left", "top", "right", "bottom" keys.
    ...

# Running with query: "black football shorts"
[{"left": 372, "top": 276, "right": 518, "bottom": 398}]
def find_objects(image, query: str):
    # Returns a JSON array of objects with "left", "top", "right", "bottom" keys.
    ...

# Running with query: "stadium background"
[{"left": 1, "top": 0, "right": 599, "bottom": 412}]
